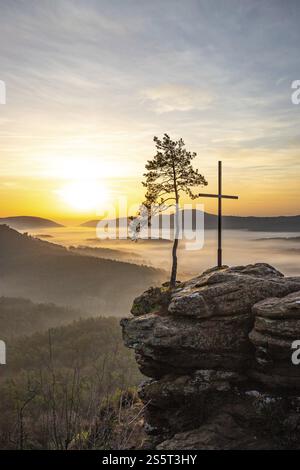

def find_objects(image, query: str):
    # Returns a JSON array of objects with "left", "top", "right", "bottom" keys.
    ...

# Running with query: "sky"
[{"left": 0, "top": 0, "right": 299, "bottom": 222}]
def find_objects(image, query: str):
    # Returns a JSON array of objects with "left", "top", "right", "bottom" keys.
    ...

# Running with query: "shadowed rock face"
[
  {"left": 155, "top": 409, "right": 278, "bottom": 450},
  {"left": 121, "top": 263, "right": 300, "bottom": 449},
  {"left": 253, "top": 291, "right": 300, "bottom": 319},
  {"left": 122, "top": 312, "right": 253, "bottom": 377},
  {"left": 250, "top": 291, "right": 300, "bottom": 389}
]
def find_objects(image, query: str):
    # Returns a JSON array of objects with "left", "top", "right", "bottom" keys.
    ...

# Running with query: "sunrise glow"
[
  {"left": 56, "top": 179, "right": 110, "bottom": 212},
  {"left": 0, "top": 1, "right": 299, "bottom": 223}
]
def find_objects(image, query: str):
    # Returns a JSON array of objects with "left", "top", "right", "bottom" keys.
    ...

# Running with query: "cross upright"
[{"left": 197, "top": 161, "right": 238, "bottom": 268}]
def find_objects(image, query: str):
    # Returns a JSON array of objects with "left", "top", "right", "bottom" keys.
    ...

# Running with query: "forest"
[{"left": 0, "top": 316, "right": 143, "bottom": 449}]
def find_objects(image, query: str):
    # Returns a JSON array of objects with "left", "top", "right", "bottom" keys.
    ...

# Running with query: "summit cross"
[{"left": 197, "top": 161, "right": 239, "bottom": 268}]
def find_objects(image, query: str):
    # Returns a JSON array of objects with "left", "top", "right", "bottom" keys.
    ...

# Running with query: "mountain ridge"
[
  {"left": 0, "top": 216, "right": 64, "bottom": 229},
  {"left": 81, "top": 210, "right": 300, "bottom": 232}
]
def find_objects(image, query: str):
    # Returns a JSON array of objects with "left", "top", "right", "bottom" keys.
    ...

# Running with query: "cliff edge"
[{"left": 121, "top": 263, "right": 300, "bottom": 449}]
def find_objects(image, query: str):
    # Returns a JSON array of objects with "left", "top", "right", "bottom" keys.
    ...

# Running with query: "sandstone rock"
[
  {"left": 248, "top": 370, "right": 300, "bottom": 389},
  {"left": 157, "top": 408, "right": 274, "bottom": 450},
  {"left": 168, "top": 264, "right": 300, "bottom": 319},
  {"left": 253, "top": 315, "right": 300, "bottom": 339},
  {"left": 131, "top": 286, "right": 170, "bottom": 316},
  {"left": 139, "top": 370, "right": 244, "bottom": 407},
  {"left": 156, "top": 394, "right": 300, "bottom": 450},
  {"left": 229, "top": 263, "right": 284, "bottom": 278},
  {"left": 253, "top": 291, "right": 300, "bottom": 319},
  {"left": 249, "top": 325, "right": 300, "bottom": 389},
  {"left": 249, "top": 292, "right": 300, "bottom": 389},
  {"left": 121, "top": 312, "right": 253, "bottom": 377},
  {"left": 138, "top": 370, "right": 245, "bottom": 439},
  {"left": 121, "top": 263, "right": 300, "bottom": 449}
]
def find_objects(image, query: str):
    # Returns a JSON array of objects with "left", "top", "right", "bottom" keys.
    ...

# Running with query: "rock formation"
[{"left": 121, "top": 263, "right": 300, "bottom": 449}]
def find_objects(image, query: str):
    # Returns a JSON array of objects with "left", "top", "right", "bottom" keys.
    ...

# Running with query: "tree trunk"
[{"left": 170, "top": 203, "right": 179, "bottom": 287}]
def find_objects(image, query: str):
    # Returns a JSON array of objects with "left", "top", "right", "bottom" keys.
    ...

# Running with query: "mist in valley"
[
  {"left": 29, "top": 225, "right": 300, "bottom": 279},
  {"left": 0, "top": 225, "right": 164, "bottom": 320}
]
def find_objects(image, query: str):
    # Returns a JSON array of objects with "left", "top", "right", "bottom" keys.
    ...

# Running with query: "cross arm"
[
  {"left": 221, "top": 195, "right": 238, "bottom": 200},
  {"left": 197, "top": 193, "right": 239, "bottom": 200}
]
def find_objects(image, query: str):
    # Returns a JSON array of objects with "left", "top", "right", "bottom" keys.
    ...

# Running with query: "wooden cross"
[{"left": 197, "top": 161, "right": 238, "bottom": 268}]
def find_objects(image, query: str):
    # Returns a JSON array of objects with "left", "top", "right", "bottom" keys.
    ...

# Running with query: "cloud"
[
  {"left": 141, "top": 84, "right": 214, "bottom": 113},
  {"left": 0, "top": 0, "right": 299, "bottom": 216}
]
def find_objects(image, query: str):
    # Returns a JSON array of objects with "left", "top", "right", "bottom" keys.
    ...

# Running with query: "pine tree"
[{"left": 142, "top": 134, "right": 207, "bottom": 287}]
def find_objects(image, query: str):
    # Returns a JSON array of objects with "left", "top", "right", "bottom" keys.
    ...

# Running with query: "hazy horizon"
[{"left": 2, "top": 208, "right": 300, "bottom": 227}]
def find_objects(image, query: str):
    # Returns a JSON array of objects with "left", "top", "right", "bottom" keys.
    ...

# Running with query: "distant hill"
[
  {"left": 0, "top": 296, "right": 82, "bottom": 339},
  {"left": 81, "top": 211, "right": 300, "bottom": 232},
  {"left": 255, "top": 236, "right": 300, "bottom": 242},
  {"left": 81, "top": 216, "right": 128, "bottom": 228},
  {"left": 0, "top": 225, "right": 164, "bottom": 315},
  {"left": 69, "top": 245, "right": 143, "bottom": 263},
  {"left": 220, "top": 214, "right": 300, "bottom": 232},
  {"left": 0, "top": 216, "right": 63, "bottom": 230}
]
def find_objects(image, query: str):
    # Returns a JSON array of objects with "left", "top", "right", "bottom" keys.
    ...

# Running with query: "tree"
[{"left": 141, "top": 134, "right": 207, "bottom": 287}]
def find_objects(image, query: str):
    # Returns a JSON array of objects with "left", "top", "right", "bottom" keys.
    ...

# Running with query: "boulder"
[
  {"left": 131, "top": 286, "right": 171, "bottom": 316},
  {"left": 139, "top": 370, "right": 244, "bottom": 407},
  {"left": 253, "top": 291, "right": 300, "bottom": 319},
  {"left": 249, "top": 291, "right": 300, "bottom": 389},
  {"left": 121, "top": 312, "right": 253, "bottom": 377},
  {"left": 156, "top": 396, "right": 300, "bottom": 450},
  {"left": 156, "top": 407, "right": 275, "bottom": 450},
  {"left": 138, "top": 370, "right": 245, "bottom": 439},
  {"left": 168, "top": 264, "right": 300, "bottom": 319}
]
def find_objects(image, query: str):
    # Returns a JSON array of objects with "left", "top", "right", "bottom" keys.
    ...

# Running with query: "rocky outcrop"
[
  {"left": 121, "top": 264, "right": 300, "bottom": 449},
  {"left": 250, "top": 291, "right": 300, "bottom": 389},
  {"left": 122, "top": 312, "right": 253, "bottom": 377},
  {"left": 156, "top": 407, "right": 276, "bottom": 450}
]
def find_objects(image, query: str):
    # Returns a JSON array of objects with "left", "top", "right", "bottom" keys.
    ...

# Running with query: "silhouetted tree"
[{"left": 142, "top": 134, "right": 207, "bottom": 287}]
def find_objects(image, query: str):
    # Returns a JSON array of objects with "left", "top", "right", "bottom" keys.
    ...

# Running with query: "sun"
[{"left": 56, "top": 180, "right": 110, "bottom": 212}]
